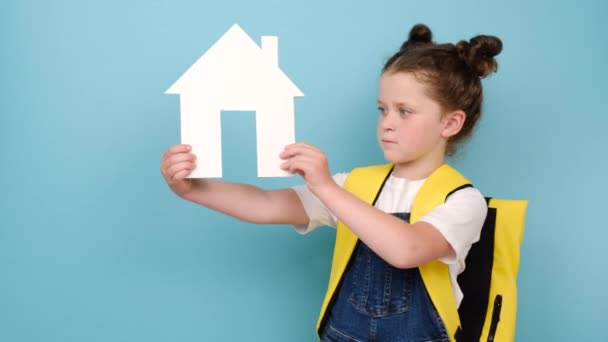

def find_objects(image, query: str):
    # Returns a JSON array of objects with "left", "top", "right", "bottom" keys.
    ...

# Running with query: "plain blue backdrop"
[{"left": 1, "top": 0, "right": 606, "bottom": 341}]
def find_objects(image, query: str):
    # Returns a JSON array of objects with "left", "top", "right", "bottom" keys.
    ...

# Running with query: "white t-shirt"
[{"left": 291, "top": 172, "right": 487, "bottom": 307}]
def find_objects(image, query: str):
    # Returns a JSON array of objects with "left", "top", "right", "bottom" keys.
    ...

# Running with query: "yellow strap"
[
  {"left": 410, "top": 164, "right": 472, "bottom": 341},
  {"left": 316, "top": 164, "right": 393, "bottom": 334}
]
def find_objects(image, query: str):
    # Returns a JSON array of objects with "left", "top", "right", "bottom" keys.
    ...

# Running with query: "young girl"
[{"left": 161, "top": 24, "right": 502, "bottom": 342}]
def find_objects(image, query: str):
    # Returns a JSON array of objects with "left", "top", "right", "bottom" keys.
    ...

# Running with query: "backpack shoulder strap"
[{"left": 411, "top": 164, "right": 472, "bottom": 341}]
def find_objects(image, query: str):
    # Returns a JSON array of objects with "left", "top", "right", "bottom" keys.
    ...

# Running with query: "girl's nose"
[{"left": 379, "top": 113, "right": 396, "bottom": 131}]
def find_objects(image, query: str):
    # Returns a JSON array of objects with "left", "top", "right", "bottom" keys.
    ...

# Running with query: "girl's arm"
[
  {"left": 314, "top": 185, "right": 452, "bottom": 268},
  {"left": 183, "top": 181, "right": 309, "bottom": 225},
  {"left": 280, "top": 143, "right": 453, "bottom": 269},
  {"left": 161, "top": 144, "right": 309, "bottom": 226}
]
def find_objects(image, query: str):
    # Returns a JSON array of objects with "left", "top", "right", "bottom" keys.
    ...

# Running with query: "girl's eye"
[
  {"left": 378, "top": 107, "right": 387, "bottom": 115},
  {"left": 399, "top": 108, "right": 413, "bottom": 116}
]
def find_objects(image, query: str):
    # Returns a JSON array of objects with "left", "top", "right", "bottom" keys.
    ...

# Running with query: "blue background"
[{"left": 1, "top": 0, "right": 606, "bottom": 341}]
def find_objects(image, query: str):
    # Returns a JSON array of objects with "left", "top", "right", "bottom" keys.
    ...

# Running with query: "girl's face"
[{"left": 377, "top": 72, "right": 449, "bottom": 177}]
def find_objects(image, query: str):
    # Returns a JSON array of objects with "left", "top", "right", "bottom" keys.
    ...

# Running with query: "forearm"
[
  {"left": 181, "top": 180, "right": 278, "bottom": 224},
  {"left": 314, "top": 184, "right": 451, "bottom": 268},
  {"left": 315, "top": 184, "right": 414, "bottom": 265},
  {"left": 180, "top": 180, "right": 309, "bottom": 226},
  {"left": 278, "top": 142, "right": 452, "bottom": 266}
]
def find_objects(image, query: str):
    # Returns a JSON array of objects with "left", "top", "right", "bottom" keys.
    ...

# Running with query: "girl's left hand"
[{"left": 280, "top": 143, "right": 336, "bottom": 194}]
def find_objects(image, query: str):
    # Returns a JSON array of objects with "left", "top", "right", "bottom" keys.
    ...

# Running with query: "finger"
[
  {"left": 163, "top": 144, "right": 192, "bottom": 163},
  {"left": 284, "top": 151, "right": 327, "bottom": 170},
  {"left": 166, "top": 152, "right": 196, "bottom": 166},
  {"left": 288, "top": 142, "right": 321, "bottom": 153},
  {"left": 283, "top": 155, "right": 318, "bottom": 174},
  {"left": 280, "top": 159, "right": 299, "bottom": 173},
  {"left": 162, "top": 153, "right": 196, "bottom": 174},
  {"left": 280, "top": 160, "right": 305, "bottom": 174},
  {"left": 283, "top": 142, "right": 303, "bottom": 150},
  {"left": 281, "top": 144, "right": 324, "bottom": 159},
  {"left": 172, "top": 168, "right": 193, "bottom": 181},
  {"left": 169, "top": 144, "right": 191, "bottom": 154},
  {"left": 167, "top": 161, "right": 196, "bottom": 179}
]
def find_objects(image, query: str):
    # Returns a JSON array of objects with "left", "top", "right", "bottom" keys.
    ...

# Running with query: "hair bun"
[
  {"left": 400, "top": 24, "right": 433, "bottom": 52},
  {"left": 456, "top": 35, "right": 503, "bottom": 77}
]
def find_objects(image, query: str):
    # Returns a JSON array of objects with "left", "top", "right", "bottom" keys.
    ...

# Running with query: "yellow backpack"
[
  {"left": 316, "top": 164, "right": 527, "bottom": 342},
  {"left": 455, "top": 196, "right": 527, "bottom": 341}
]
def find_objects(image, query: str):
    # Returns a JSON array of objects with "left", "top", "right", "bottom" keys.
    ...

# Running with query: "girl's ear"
[{"left": 441, "top": 110, "right": 466, "bottom": 138}]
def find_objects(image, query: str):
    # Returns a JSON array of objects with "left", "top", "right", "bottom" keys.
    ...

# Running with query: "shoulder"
[
  {"left": 418, "top": 165, "right": 487, "bottom": 231},
  {"left": 345, "top": 164, "right": 393, "bottom": 183},
  {"left": 446, "top": 186, "right": 487, "bottom": 214},
  {"left": 350, "top": 163, "right": 393, "bottom": 173},
  {"left": 420, "top": 186, "right": 487, "bottom": 258}
]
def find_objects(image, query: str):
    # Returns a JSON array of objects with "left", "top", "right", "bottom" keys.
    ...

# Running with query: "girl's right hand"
[{"left": 161, "top": 144, "right": 198, "bottom": 196}]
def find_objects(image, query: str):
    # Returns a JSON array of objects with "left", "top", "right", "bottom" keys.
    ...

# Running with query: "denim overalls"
[{"left": 320, "top": 213, "right": 449, "bottom": 342}]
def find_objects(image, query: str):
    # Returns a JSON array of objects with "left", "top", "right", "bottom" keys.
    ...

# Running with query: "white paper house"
[{"left": 166, "top": 24, "right": 304, "bottom": 178}]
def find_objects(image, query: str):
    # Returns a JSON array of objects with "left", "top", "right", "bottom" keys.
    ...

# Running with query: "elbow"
[
  {"left": 245, "top": 192, "right": 279, "bottom": 224},
  {"left": 386, "top": 244, "right": 421, "bottom": 269},
  {"left": 390, "top": 257, "right": 417, "bottom": 270},
  {"left": 244, "top": 211, "right": 275, "bottom": 224}
]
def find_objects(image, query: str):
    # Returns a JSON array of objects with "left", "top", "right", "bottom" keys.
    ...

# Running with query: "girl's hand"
[
  {"left": 161, "top": 144, "right": 198, "bottom": 196},
  {"left": 280, "top": 143, "right": 336, "bottom": 195}
]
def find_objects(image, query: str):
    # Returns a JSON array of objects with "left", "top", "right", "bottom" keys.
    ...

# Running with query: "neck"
[{"left": 390, "top": 152, "right": 445, "bottom": 180}]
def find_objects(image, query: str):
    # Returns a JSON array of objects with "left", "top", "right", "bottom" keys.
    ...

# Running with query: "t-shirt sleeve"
[
  {"left": 418, "top": 187, "right": 487, "bottom": 267},
  {"left": 291, "top": 173, "right": 349, "bottom": 234}
]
